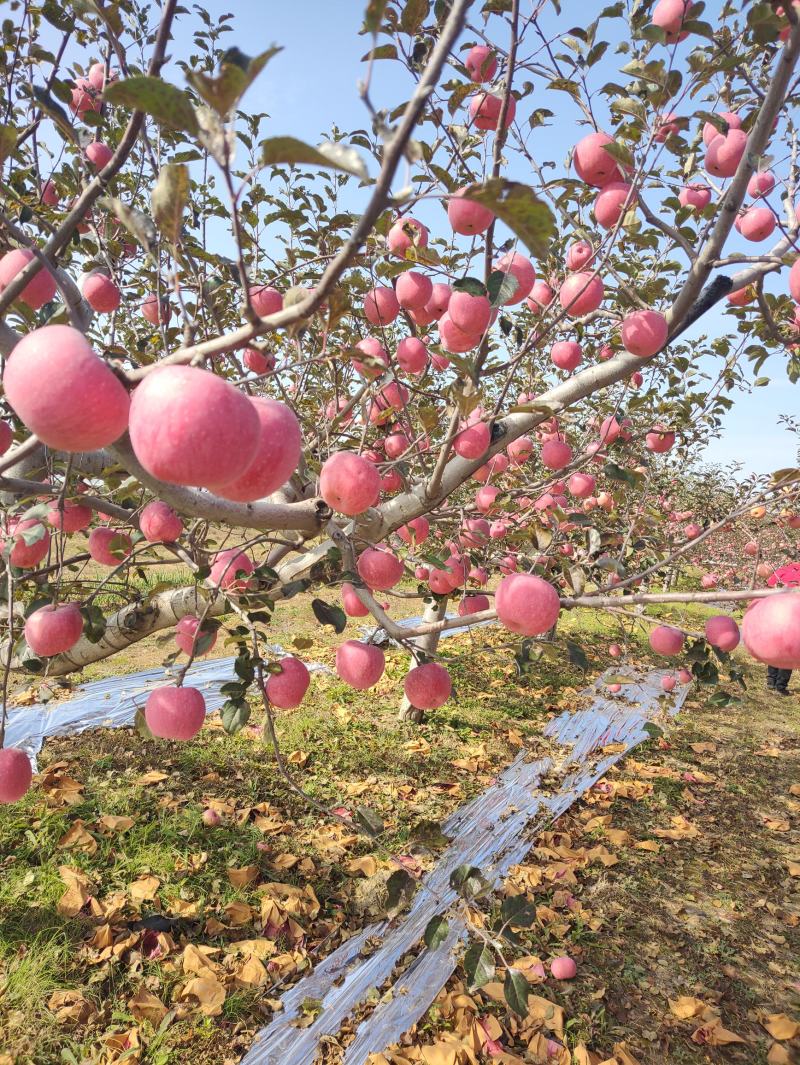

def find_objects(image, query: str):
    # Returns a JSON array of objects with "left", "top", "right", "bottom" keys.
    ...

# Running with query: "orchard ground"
[{"left": 0, "top": 600, "right": 798, "bottom": 1065}]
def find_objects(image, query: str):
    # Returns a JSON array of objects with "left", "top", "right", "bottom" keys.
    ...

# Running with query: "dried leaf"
[
  {"left": 129, "top": 875, "right": 160, "bottom": 901},
  {"left": 179, "top": 976, "right": 226, "bottom": 1016},
  {"left": 762, "top": 1013, "right": 800, "bottom": 1040},
  {"left": 227, "top": 864, "right": 259, "bottom": 887},
  {"left": 56, "top": 865, "right": 92, "bottom": 917},
  {"left": 127, "top": 987, "right": 167, "bottom": 1026}
]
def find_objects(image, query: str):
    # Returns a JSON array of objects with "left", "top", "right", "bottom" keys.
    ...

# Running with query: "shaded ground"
[{"left": 0, "top": 603, "right": 798, "bottom": 1065}]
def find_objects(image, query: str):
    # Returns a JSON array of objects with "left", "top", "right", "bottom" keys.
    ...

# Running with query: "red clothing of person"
[{"left": 767, "top": 563, "right": 800, "bottom": 588}]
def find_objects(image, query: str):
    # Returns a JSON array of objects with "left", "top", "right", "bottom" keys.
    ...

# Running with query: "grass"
[{"left": 0, "top": 598, "right": 798, "bottom": 1064}]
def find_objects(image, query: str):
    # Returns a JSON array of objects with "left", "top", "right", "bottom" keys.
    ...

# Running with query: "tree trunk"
[{"left": 397, "top": 596, "right": 448, "bottom": 723}]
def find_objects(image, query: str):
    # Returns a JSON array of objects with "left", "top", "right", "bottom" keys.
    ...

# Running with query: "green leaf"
[
  {"left": 487, "top": 269, "right": 519, "bottom": 307},
  {"left": 221, "top": 700, "right": 251, "bottom": 735},
  {"left": 354, "top": 806, "right": 385, "bottom": 836},
  {"left": 449, "top": 863, "right": 490, "bottom": 899},
  {"left": 386, "top": 867, "right": 417, "bottom": 911},
  {"left": 134, "top": 707, "right": 155, "bottom": 741},
  {"left": 151, "top": 163, "right": 189, "bottom": 245},
  {"left": 423, "top": 914, "right": 450, "bottom": 949},
  {"left": 460, "top": 179, "right": 555, "bottom": 258},
  {"left": 567, "top": 640, "right": 588, "bottom": 671},
  {"left": 0, "top": 125, "right": 17, "bottom": 167},
  {"left": 504, "top": 968, "right": 531, "bottom": 1015},
  {"left": 452, "top": 276, "right": 487, "bottom": 297},
  {"left": 410, "top": 818, "right": 452, "bottom": 849},
  {"left": 601, "top": 140, "right": 635, "bottom": 170},
  {"left": 400, "top": 0, "right": 430, "bottom": 33},
  {"left": 19, "top": 522, "right": 46, "bottom": 547},
  {"left": 260, "top": 136, "right": 368, "bottom": 180},
  {"left": 311, "top": 598, "right": 347, "bottom": 634},
  {"left": 31, "top": 85, "right": 79, "bottom": 145},
  {"left": 463, "top": 943, "right": 495, "bottom": 991},
  {"left": 360, "top": 44, "right": 399, "bottom": 60},
  {"left": 642, "top": 722, "right": 663, "bottom": 738},
  {"left": 104, "top": 76, "right": 199, "bottom": 135},
  {"left": 500, "top": 894, "right": 536, "bottom": 928},
  {"left": 364, "top": 0, "right": 389, "bottom": 33},
  {"left": 186, "top": 45, "right": 282, "bottom": 118},
  {"left": 100, "top": 197, "right": 157, "bottom": 256}
]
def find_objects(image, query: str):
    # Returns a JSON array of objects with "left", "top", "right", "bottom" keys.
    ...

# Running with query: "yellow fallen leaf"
[
  {"left": 223, "top": 901, "right": 253, "bottom": 927},
  {"left": 47, "top": 989, "right": 96, "bottom": 1025},
  {"left": 690, "top": 742, "right": 717, "bottom": 754},
  {"left": 98, "top": 814, "right": 135, "bottom": 833},
  {"left": 654, "top": 815, "right": 699, "bottom": 840},
  {"left": 635, "top": 840, "right": 661, "bottom": 853},
  {"left": 669, "top": 996, "right": 717, "bottom": 1021},
  {"left": 270, "top": 853, "right": 299, "bottom": 872},
  {"left": 129, "top": 875, "right": 160, "bottom": 901},
  {"left": 181, "top": 943, "right": 221, "bottom": 977},
  {"left": 127, "top": 987, "right": 167, "bottom": 1025},
  {"left": 227, "top": 864, "right": 259, "bottom": 887},
  {"left": 763, "top": 817, "right": 790, "bottom": 832},
  {"left": 287, "top": 749, "right": 308, "bottom": 767},
  {"left": 691, "top": 1020, "right": 746, "bottom": 1046},
  {"left": 787, "top": 861, "right": 800, "bottom": 877},
  {"left": 237, "top": 955, "right": 268, "bottom": 987},
  {"left": 56, "top": 865, "right": 92, "bottom": 917},
  {"left": 762, "top": 1013, "right": 800, "bottom": 1040},
  {"left": 179, "top": 976, "right": 226, "bottom": 1016},
  {"left": 57, "top": 819, "right": 97, "bottom": 854},
  {"left": 346, "top": 856, "right": 379, "bottom": 877},
  {"left": 768, "top": 1044, "right": 793, "bottom": 1064},
  {"left": 789, "top": 784, "right": 800, "bottom": 796},
  {"left": 134, "top": 770, "right": 169, "bottom": 785}
]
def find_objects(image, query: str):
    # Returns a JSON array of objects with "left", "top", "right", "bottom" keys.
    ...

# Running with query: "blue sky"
[
  {"left": 195, "top": 0, "right": 797, "bottom": 477},
  {"left": 35, "top": 0, "right": 799, "bottom": 475}
]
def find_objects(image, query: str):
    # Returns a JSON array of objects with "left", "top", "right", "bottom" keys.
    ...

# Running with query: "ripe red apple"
[
  {"left": 201, "top": 808, "right": 221, "bottom": 827},
  {"left": 678, "top": 183, "right": 711, "bottom": 210},
  {"left": 458, "top": 594, "right": 490, "bottom": 616},
  {"left": 387, "top": 217, "right": 429, "bottom": 257},
  {"left": 0, "top": 248, "right": 57, "bottom": 309},
  {"left": 678, "top": 667, "right": 692, "bottom": 684},
  {"left": 175, "top": 615, "right": 217, "bottom": 656},
  {"left": 213, "top": 398, "right": 302, "bottom": 502},
  {"left": 464, "top": 44, "right": 498, "bottom": 82},
  {"left": 469, "top": 91, "right": 516, "bottom": 131},
  {"left": 447, "top": 188, "right": 495, "bottom": 234},
  {"left": 475, "top": 485, "right": 500, "bottom": 513},
  {"left": 649, "top": 625, "right": 684, "bottom": 655},
  {"left": 661, "top": 674, "right": 677, "bottom": 692},
  {"left": 684, "top": 522, "right": 702, "bottom": 539},
  {"left": 47, "top": 502, "right": 92, "bottom": 533},
  {"left": 454, "top": 420, "right": 490, "bottom": 460},
  {"left": 507, "top": 435, "right": 533, "bottom": 465},
  {"left": 493, "top": 252, "right": 535, "bottom": 303},
  {"left": 129, "top": 365, "right": 260, "bottom": 488},
  {"left": 594, "top": 181, "right": 636, "bottom": 229},
  {"left": 266, "top": 656, "right": 310, "bottom": 709},
  {"left": 141, "top": 293, "right": 171, "bottom": 325},
  {"left": 496, "top": 573, "right": 560, "bottom": 636},
  {"left": 353, "top": 337, "right": 390, "bottom": 379},
  {"left": 342, "top": 581, "right": 370, "bottom": 617},
  {"left": 364, "top": 285, "right": 400, "bottom": 325},
  {"left": 85, "top": 141, "right": 113, "bottom": 170},
  {"left": 70, "top": 76, "right": 100, "bottom": 117},
  {"left": 559, "top": 272, "right": 604, "bottom": 316},
  {"left": 145, "top": 685, "right": 206, "bottom": 740},
  {"left": 705, "top": 129, "right": 748, "bottom": 178},
  {"left": 566, "top": 241, "right": 594, "bottom": 270},
  {"left": 139, "top": 500, "right": 183, "bottom": 542},
  {"left": 395, "top": 271, "right": 433, "bottom": 311},
  {"left": 320, "top": 452, "right": 381, "bottom": 515},
  {"left": 568, "top": 472, "right": 596, "bottom": 498},
  {"left": 250, "top": 285, "right": 283, "bottom": 316},
  {"left": 397, "top": 516, "right": 430, "bottom": 546},
  {"left": 4, "top": 325, "right": 130, "bottom": 452},
  {"left": 541, "top": 438, "right": 572, "bottom": 469},
  {"left": 335, "top": 640, "right": 385, "bottom": 689},
  {"left": 645, "top": 428, "right": 675, "bottom": 453},
  {"left": 395, "top": 336, "right": 428, "bottom": 374},
  {"left": 449, "top": 291, "right": 491, "bottom": 334},
  {"left": 651, "top": 0, "right": 693, "bottom": 41},
  {"left": 0, "top": 748, "right": 33, "bottom": 804},
  {"left": 41, "top": 179, "right": 59, "bottom": 206},
  {"left": 572, "top": 131, "right": 620, "bottom": 187},
  {"left": 526, "top": 280, "right": 554, "bottom": 314},
  {"left": 705, "top": 615, "right": 740, "bottom": 651},
  {"left": 208, "top": 548, "right": 254, "bottom": 591},
  {"left": 747, "top": 170, "right": 775, "bottom": 198},
  {"left": 621, "top": 309, "right": 668, "bottom": 357},
  {"left": 549, "top": 955, "right": 577, "bottom": 980},
  {"left": 609, "top": 642, "right": 622, "bottom": 657},
  {"left": 81, "top": 271, "right": 121, "bottom": 313},
  {"left": 741, "top": 593, "right": 800, "bottom": 668},
  {"left": 24, "top": 603, "right": 83, "bottom": 656},
  {"left": 744, "top": 540, "right": 759, "bottom": 556},
  {"left": 243, "top": 347, "right": 275, "bottom": 374},
  {"left": 357, "top": 546, "right": 404, "bottom": 590},
  {"left": 404, "top": 662, "right": 452, "bottom": 710},
  {"left": 88, "top": 527, "right": 131, "bottom": 566},
  {"left": 2, "top": 518, "right": 50, "bottom": 568},
  {"left": 702, "top": 111, "right": 742, "bottom": 147},
  {"left": 551, "top": 340, "right": 582, "bottom": 371},
  {"left": 88, "top": 61, "right": 117, "bottom": 90},
  {"left": 735, "top": 206, "right": 775, "bottom": 242},
  {"left": 439, "top": 312, "right": 480, "bottom": 353}
]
